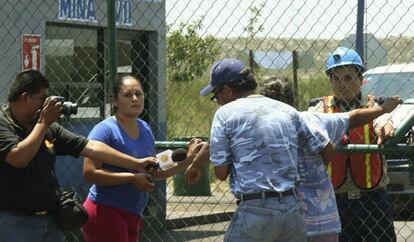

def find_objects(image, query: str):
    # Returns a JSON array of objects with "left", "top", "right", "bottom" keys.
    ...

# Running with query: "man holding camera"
[{"left": 0, "top": 70, "right": 157, "bottom": 242}]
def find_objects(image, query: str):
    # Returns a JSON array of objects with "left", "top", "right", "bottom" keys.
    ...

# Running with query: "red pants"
[{"left": 82, "top": 198, "right": 143, "bottom": 242}]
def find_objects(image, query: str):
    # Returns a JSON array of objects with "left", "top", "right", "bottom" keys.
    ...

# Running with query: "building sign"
[
  {"left": 22, "top": 34, "right": 41, "bottom": 71},
  {"left": 116, "top": 0, "right": 132, "bottom": 26},
  {"left": 58, "top": 0, "right": 132, "bottom": 26},
  {"left": 59, "top": 0, "right": 97, "bottom": 22}
]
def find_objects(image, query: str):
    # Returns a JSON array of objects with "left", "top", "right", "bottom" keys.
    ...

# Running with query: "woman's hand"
[{"left": 129, "top": 173, "right": 155, "bottom": 192}]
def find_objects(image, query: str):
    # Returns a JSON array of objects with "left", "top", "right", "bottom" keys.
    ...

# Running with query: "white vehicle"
[{"left": 362, "top": 63, "right": 414, "bottom": 220}]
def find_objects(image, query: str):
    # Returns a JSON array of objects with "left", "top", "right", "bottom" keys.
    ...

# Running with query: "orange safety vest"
[{"left": 322, "top": 95, "right": 383, "bottom": 189}]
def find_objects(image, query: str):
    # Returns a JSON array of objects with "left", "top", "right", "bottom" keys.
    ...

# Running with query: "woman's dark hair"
[
  {"left": 8, "top": 70, "right": 49, "bottom": 103},
  {"left": 225, "top": 67, "right": 257, "bottom": 92},
  {"left": 111, "top": 75, "right": 142, "bottom": 113},
  {"left": 259, "top": 76, "right": 295, "bottom": 106}
]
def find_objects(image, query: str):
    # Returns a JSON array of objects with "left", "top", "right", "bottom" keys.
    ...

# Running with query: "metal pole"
[
  {"left": 155, "top": 141, "right": 189, "bottom": 149},
  {"left": 155, "top": 140, "right": 414, "bottom": 154},
  {"left": 249, "top": 49, "right": 254, "bottom": 73},
  {"left": 292, "top": 50, "right": 299, "bottom": 108},
  {"left": 336, "top": 144, "right": 414, "bottom": 155},
  {"left": 356, "top": 0, "right": 365, "bottom": 60},
  {"left": 107, "top": 0, "right": 118, "bottom": 92}
]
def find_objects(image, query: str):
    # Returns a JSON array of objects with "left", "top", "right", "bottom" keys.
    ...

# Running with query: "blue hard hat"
[{"left": 325, "top": 46, "right": 365, "bottom": 75}]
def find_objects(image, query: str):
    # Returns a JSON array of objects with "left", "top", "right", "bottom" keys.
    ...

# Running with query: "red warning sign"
[{"left": 22, "top": 34, "right": 41, "bottom": 71}]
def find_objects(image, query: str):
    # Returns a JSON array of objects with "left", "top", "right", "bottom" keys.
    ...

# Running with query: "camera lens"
[{"left": 62, "top": 102, "right": 78, "bottom": 116}]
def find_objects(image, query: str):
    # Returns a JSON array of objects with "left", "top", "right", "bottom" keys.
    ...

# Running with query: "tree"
[
  {"left": 167, "top": 19, "right": 220, "bottom": 82},
  {"left": 244, "top": 2, "right": 265, "bottom": 76},
  {"left": 244, "top": 2, "right": 265, "bottom": 50}
]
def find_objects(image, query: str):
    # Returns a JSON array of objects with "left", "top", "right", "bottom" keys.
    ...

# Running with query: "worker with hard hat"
[{"left": 308, "top": 46, "right": 396, "bottom": 242}]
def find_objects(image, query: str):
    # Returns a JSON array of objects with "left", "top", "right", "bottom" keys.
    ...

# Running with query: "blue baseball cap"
[{"left": 199, "top": 59, "right": 245, "bottom": 96}]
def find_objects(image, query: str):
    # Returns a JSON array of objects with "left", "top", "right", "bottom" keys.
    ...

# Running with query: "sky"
[{"left": 165, "top": 0, "right": 414, "bottom": 40}]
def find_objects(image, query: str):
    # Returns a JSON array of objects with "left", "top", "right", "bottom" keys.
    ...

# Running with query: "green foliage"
[
  {"left": 166, "top": 72, "right": 331, "bottom": 140},
  {"left": 244, "top": 2, "right": 265, "bottom": 49},
  {"left": 165, "top": 35, "right": 414, "bottom": 142},
  {"left": 167, "top": 19, "right": 220, "bottom": 82},
  {"left": 297, "top": 73, "right": 331, "bottom": 110},
  {"left": 166, "top": 75, "right": 218, "bottom": 139}
]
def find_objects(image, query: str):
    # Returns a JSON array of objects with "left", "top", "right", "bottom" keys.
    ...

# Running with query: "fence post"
[
  {"left": 249, "top": 49, "right": 254, "bottom": 73},
  {"left": 107, "top": 0, "right": 118, "bottom": 99},
  {"left": 292, "top": 50, "right": 299, "bottom": 109},
  {"left": 356, "top": 0, "right": 365, "bottom": 60}
]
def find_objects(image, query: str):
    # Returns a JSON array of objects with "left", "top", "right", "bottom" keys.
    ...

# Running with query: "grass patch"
[{"left": 166, "top": 77, "right": 218, "bottom": 139}]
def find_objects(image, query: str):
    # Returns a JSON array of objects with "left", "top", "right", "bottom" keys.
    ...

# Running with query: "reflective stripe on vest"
[
  {"left": 322, "top": 95, "right": 382, "bottom": 189},
  {"left": 363, "top": 124, "right": 372, "bottom": 188}
]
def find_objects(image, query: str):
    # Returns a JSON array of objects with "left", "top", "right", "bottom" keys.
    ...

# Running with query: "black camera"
[{"left": 50, "top": 96, "right": 78, "bottom": 117}]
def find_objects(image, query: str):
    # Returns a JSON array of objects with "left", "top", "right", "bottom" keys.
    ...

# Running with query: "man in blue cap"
[
  {"left": 199, "top": 58, "right": 334, "bottom": 242},
  {"left": 309, "top": 47, "right": 396, "bottom": 242}
]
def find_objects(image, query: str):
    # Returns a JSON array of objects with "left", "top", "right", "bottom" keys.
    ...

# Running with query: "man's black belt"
[{"left": 236, "top": 189, "right": 295, "bottom": 204}]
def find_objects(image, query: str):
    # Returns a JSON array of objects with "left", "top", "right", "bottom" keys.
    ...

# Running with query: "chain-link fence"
[{"left": 1, "top": 0, "right": 414, "bottom": 241}]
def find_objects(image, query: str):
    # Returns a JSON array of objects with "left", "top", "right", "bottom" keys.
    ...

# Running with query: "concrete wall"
[{"left": 0, "top": 0, "right": 166, "bottom": 138}]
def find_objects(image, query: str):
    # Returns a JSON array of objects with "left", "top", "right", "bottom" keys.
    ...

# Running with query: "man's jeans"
[
  {"left": 224, "top": 195, "right": 306, "bottom": 242},
  {"left": 0, "top": 210, "right": 64, "bottom": 242}
]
